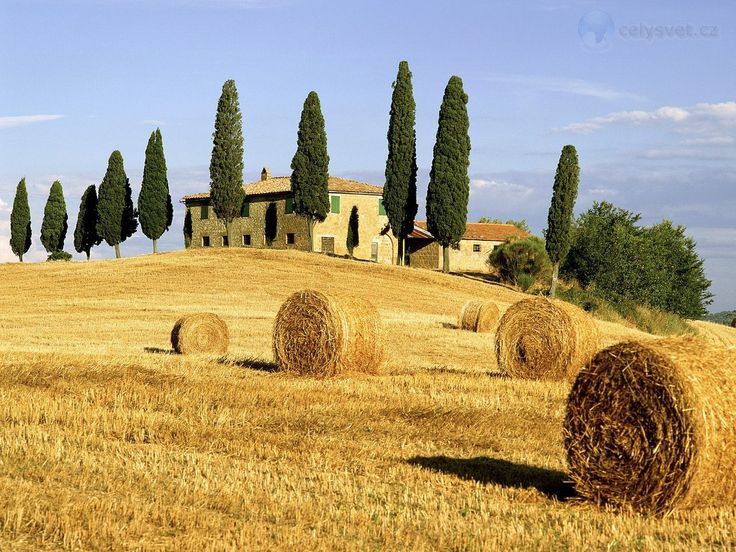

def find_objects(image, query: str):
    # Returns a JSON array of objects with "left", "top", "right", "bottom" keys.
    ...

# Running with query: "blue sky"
[{"left": 0, "top": 0, "right": 734, "bottom": 310}]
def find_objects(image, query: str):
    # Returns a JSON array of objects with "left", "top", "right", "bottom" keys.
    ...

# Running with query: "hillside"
[{"left": 0, "top": 249, "right": 732, "bottom": 550}]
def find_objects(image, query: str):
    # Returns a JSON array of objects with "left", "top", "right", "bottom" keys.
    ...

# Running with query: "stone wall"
[
  {"left": 185, "top": 192, "right": 396, "bottom": 264},
  {"left": 450, "top": 239, "right": 502, "bottom": 272}
]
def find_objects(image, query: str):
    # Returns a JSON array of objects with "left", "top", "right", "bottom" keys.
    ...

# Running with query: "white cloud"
[
  {"left": 586, "top": 187, "right": 618, "bottom": 197},
  {"left": 470, "top": 179, "right": 533, "bottom": 201},
  {"left": 0, "top": 220, "right": 47, "bottom": 264},
  {"left": 482, "top": 74, "right": 642, "bottom": 101},
  {"left": 559, "top": 101, "right": 736, "bottom": 136},
  {"left": 0, "top": 115, "right": 64, "bottom": 129}
]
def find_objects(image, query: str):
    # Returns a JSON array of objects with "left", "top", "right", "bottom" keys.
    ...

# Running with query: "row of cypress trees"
[
  {"left": 9, "top": 129, "right": 173, "bottom": 261},
  {"left": 207, "top": 64, "right": 472, "bottom": 272}
]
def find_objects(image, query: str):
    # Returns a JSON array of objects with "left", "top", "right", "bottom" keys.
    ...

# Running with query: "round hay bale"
[
  {"left": 459, "top": 300, "right": 500, "bottom": 333},
  {"left": 272, "top": 290, "right": 384, "bottom": 376},
  {"left": 495, "top": 297, "right": 600, "bottom": 380},
  {"left": 564, "top": 338, "right": 736, "bottom": 515},
  {"left": 171, "top": 313, "right": 229, "bottom": 355}
]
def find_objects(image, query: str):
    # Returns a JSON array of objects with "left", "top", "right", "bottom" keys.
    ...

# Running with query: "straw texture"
[
  {"left": 171, "top": 313, "right": 229, "bottom": 355},
  {"left": 459, "top": 300, "right": 500, "bottom": 333},
  {"left": 564, "top": 337, "right": 736, "bottom": 515},
  {"left": 495, "top": 297, "right": 600, "bottom": 380}
]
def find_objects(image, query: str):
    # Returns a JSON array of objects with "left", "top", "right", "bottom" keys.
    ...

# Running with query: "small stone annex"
[{"left": 181, "top": 168, "right": 396, "bottom": 263}]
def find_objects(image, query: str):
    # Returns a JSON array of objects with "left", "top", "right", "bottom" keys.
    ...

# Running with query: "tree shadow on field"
[
  {"left": 407, "top": 456, "right": 575, "bottom": 501},
  {"left": 218, "top": 356, "right": 278, "bottom": 373},
  {"left": 144, "top": 347, "right": 175, "bottom": 355}
]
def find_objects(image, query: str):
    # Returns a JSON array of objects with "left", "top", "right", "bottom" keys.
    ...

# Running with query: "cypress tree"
[
  {"left": 346, "top": 206, "right": 359, "bottom": 258},
  {"left": 138, "top": 128, "right": 173, "bottom": 254},
  {"left": 183, "top": 208, "right": 193, "bottom": 248},
  {"left": 426, "top": 76, "right": 471, "bottom": 273},
  {"left": 546, "top": 145, "right": 580, "bottom": 297},
  {"left": 210, "top": 79, "right": 244, "bottom": 246},
  {"left": 97, "top": 150, "right": 138, "bottom": 258},
  {"left": 9, "top": 178, "right": 31, "bottom": 262},
  {"left": 291, "top": 91, "right": 330, "bottom": 252},
  {"left": 384, "top": 60, "right": 418, "bottom": 265},
  {"left": 40, "top": 180, "right": 68, "bottom": 254},
  {"left": 74, "top": 185, "right": 101, "bottom": 260}
]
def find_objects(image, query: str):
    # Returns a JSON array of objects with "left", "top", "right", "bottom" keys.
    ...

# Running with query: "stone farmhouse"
[
  {"left": 182, "top": 167, "right": 529, "bottom": 272},
  {"left": 182, "top": 168, "right": 395, "bottom": 263},
  {"left": 406, "top": 221, "right": 530, "bottom": 272}
]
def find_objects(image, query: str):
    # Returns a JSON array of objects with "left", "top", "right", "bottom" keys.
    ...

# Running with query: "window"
[
  {"left": 330, "top": 195, "right": 341, "bottom": 214},
  {"left": 201, "top": 204, "right": 209, "bottom": 220},
  {"left": 243, "top": 234, "right": 251, "bottom": 246},
  {"left": 379, "top": 198, "right": 386, "bottom": 216},
  {"left": 285, "top": 197, "right": 294, "bottom": 214},
  {"left": 222, "top": 235, "right": 229, "bottom": 247},
  {"left": 202, "top": 236, "right": 210, "bottom": 247},
  {"left": 241, "top": 199, "right": 250, "bottom": 217},
  {"left": 473, "top": 244, "right": 481, "bottom": 253},
  {"left": 286, "top": 233, "right": 296, "bottom": 245}
]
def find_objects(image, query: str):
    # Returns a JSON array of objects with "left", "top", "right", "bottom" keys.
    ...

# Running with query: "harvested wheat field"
[{"left": 0, "top": 248, "right": 732, "bottom": 550}]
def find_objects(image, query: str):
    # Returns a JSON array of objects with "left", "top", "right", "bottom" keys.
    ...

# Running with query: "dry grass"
[
  {"left": 0, "top": 248, "right": 732, "bottom": 550},
  {"left": 688, "top": 319, "right": 736, "bottom": 348}
]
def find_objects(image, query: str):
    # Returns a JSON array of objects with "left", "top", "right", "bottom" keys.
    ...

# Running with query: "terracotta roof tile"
[
  {"left": 414, "top": 221, "right": 530, "bottom": 242},
  {"left": 182, "top": 176, "right": 383, "bottom": 201}
]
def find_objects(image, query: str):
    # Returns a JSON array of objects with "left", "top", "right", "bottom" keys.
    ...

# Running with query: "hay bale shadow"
[
  {"left": 407, "top": 455, "right": 575, "bottom": 501},
  {"left": 218, "top": 356, "right": 278, "bottom": 373},
  {"left": 440, "top": 322, "right": 459, "bottom": 330},
  {"left": 144, "top": 347, "right": 175, "bottom": 355}
]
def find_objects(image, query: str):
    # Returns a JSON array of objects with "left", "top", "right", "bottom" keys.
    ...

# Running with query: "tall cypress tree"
[
  {"left": 346, "top": 205, "right": 359, "bottom": 258},
  {"left": 9, "top": 178, "right": 31, "bottom": 262},
  {"left": 97, "top": 150, "right": 138, "bottom": 258},
  {"left": 40, "top": 180, "right": 68, "bottom": 254},
  {"left": 138, "top": 128, "right": 173, "bottom": 254},
  {"left": 210, "top": 79, "right": 244, "bottom": 246},
  {"left": 546, "top": 145, "right": 580, "bottom": 297},
  {"left": 384, "top": 60, "right": 418, "bottom": 265},
  {"left": 291, "top": 91, "right": 330, "bottom": 252},
  {"left": 183, "top": 208, "right": 193, "bottom": 248},
  {"left": 74, "top": 185, "right": 101, "bottom": 260},
  {"left": 426, "top": 76, "right": 471, "bottom": 273}
]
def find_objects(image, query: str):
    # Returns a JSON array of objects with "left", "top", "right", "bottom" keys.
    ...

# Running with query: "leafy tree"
[
  {"left": 488, "top": 236, "right": 552, "bottom": 289},
  {"left": 9, "top": 178, "right": 32, "bottom": 262},
  {"left": 97, "top": 150, "right": 138, "bottom": 258},
  {"left": 47, "top": 250, "right": 72, "bottom": 262},
  {"left": 426, "top": 76, "right": 471, "bottom": 273},
  {"left": 138, "top": 128, "right": 173, "bottom": 253},
  {"left": 291, "top": 91, "right": 330, "bottom": 251},
  {"left": 562, "top": 201, "right": 713, "bottom": 318},
  {"left": 546, "top": 145, "right": 580, "bottom": 296},
  {"left": 210, "top": 79, "right": 245, "bottom": 246},
  {"left": 477, "top": 217, "right": 530, "bottom": 232},
  {"left": 74, "top": 185, "right": 101, "bottom": 260},
  {"left": 346, "top": 206, "right": 359, "bottom": 258},
  {"left": 183, "top": 208, "right": 193, "bottom": 248},
  {"left": 384, "top": 60, "right": 418, "bottom": 265},
  {"left": 40, "top": 180, "right": 68, "bottom": 254}
]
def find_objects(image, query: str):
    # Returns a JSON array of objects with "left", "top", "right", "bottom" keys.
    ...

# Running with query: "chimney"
[{"left": 261, "top": 167, "right": 271, "bottom": 181}]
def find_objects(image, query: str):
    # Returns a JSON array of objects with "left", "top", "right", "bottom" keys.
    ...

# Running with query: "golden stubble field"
[{"left": 0, "top": 248, "right": 732, "bottom": 551}]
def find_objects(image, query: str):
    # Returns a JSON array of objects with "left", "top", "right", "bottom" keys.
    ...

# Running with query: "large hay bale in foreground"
[
  {"left": 459, "top": 300, "right": 500, "bottom": 333},
  {"left": 272, "top": 290, "right": 384, "bottom": 376},
  {"left": 564, "top": 338, "right": 736, "bottom": 515},
  {"left": 171, "top": 313, "right": 229, "bottom": 355},
  {"left": 495, "top": 297, "right": 599, "bottom": 380}
]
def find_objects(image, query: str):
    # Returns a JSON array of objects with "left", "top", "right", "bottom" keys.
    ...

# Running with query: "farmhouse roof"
[
  {"left": 182, "top": 174, "right": 383, "bottom": 201},
  {"left": 413, "top": 221, "right": 530, "bottom": 242}
]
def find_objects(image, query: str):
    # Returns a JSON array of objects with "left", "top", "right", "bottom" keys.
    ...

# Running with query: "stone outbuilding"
[
  {"left": 406, "top": 221, "right": 530, "bottom": 272},
  {"left": 182, "top": 168, "right": 396, "bottom": 264}
]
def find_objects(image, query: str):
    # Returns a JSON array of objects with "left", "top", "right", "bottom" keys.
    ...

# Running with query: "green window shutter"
[
  {"left": 330, "top": 195, "right": 341, "bottom": 214},
  {"left": 201, "top": 204, "right": 209, "bottom": 220},
  {"left": 285, "top": 197, "right": 293, "bottom": 214},
  {"left": 379, "top": 198, "right": 386, "bottom": 216},
  {"left": 241, "top": 199, "right": 250, "bottom": 217}
]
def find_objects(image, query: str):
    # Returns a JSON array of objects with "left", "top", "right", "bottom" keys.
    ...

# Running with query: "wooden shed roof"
[
  {"left": 414, "top": 221, "right": 530, "bottom": 242},
  {"left": 182, "top": 175, "right": 383, "bottom": 201}
]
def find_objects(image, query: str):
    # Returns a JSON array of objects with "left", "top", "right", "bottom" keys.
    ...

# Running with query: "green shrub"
[
  {"left": 47, "top": 250, "right": 72, "bottom": 262},
  {"left": 488, "top": 236, "right": 551, "bottom": 288}
]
